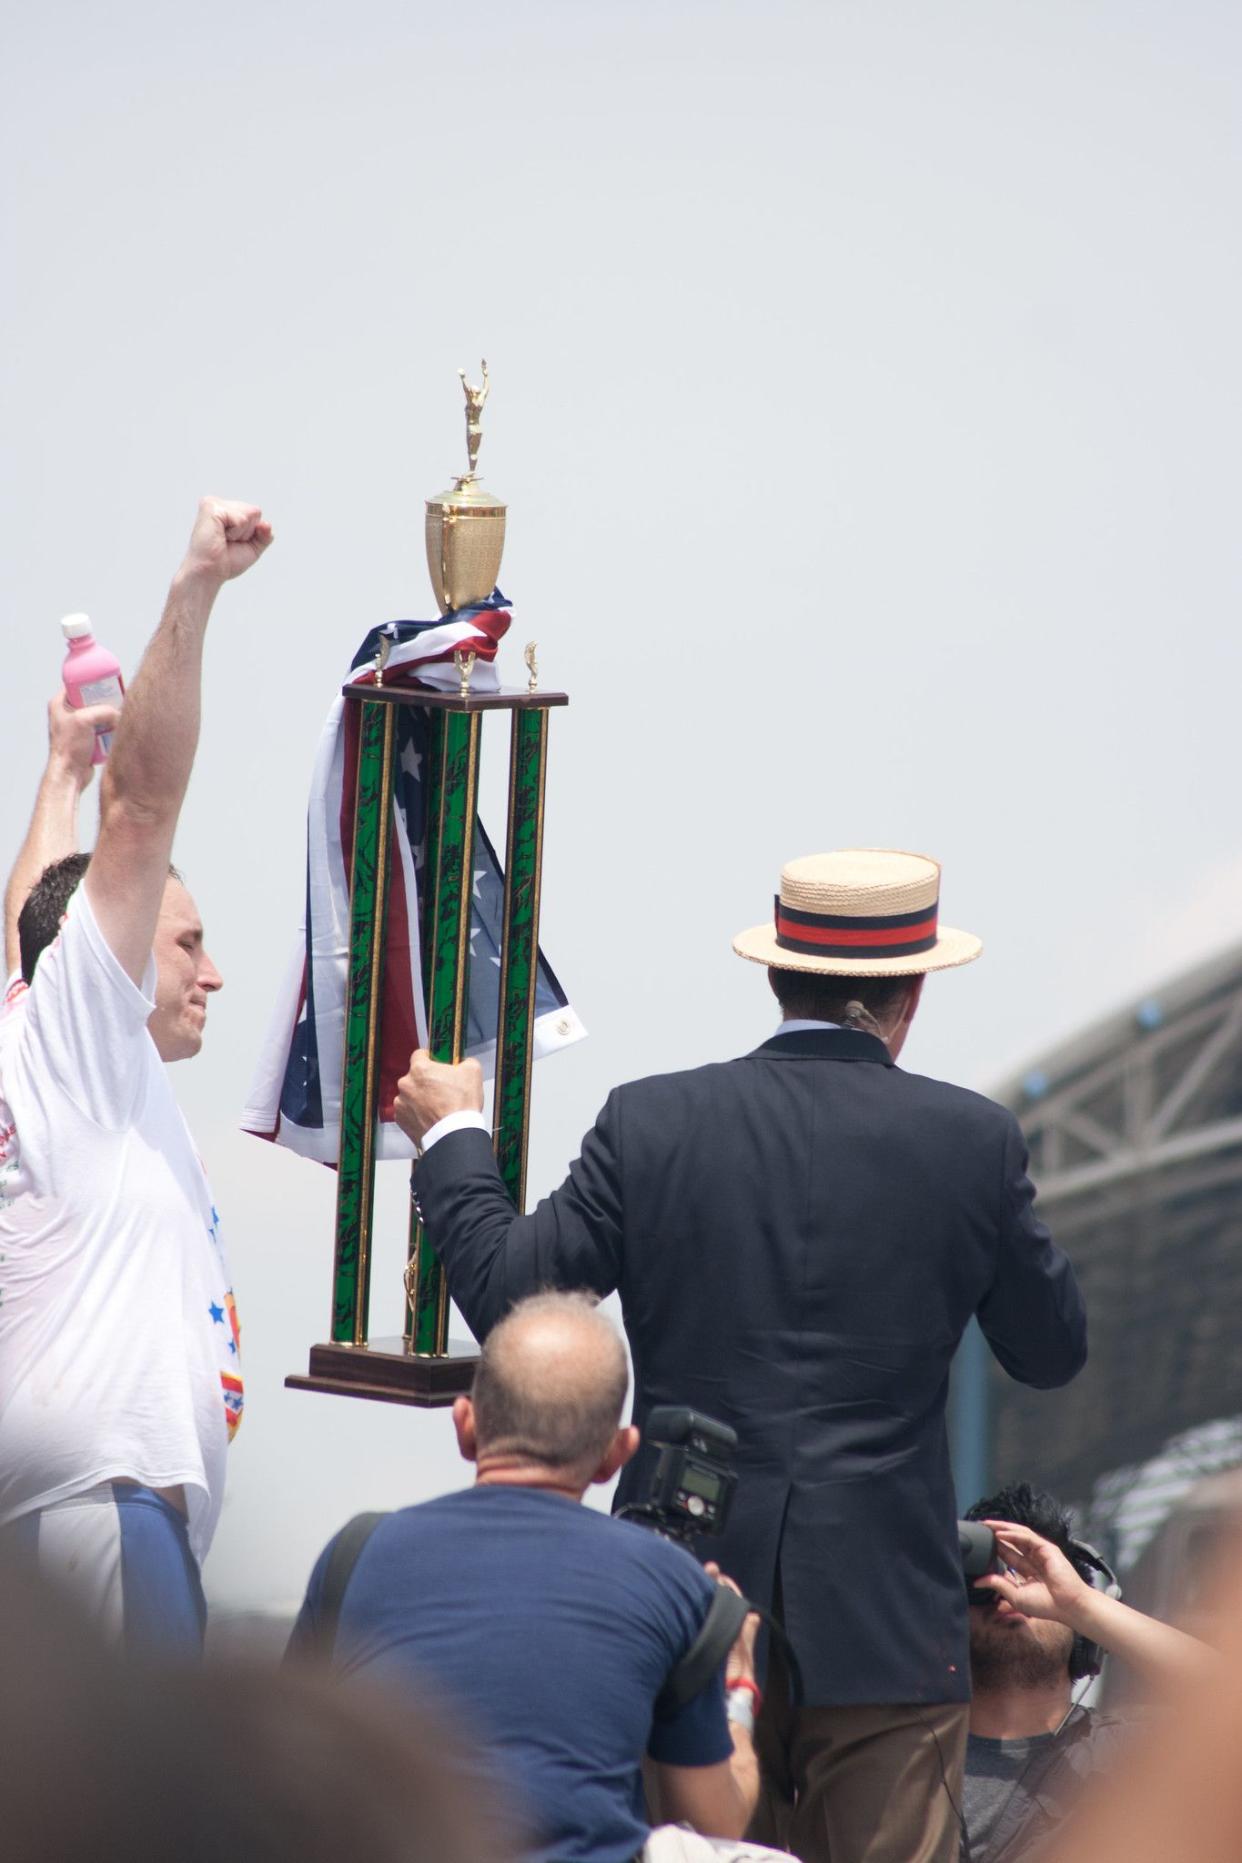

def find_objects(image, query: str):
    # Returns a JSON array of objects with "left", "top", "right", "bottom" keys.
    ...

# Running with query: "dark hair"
[
  {"left": 18, "top": 854, "right": 184, "bottom": 984},
  {"left": 471, "top": 1291, "right": 628, "bottom": 1476},
  {"left": 966, "top": 1481, "right": 1099, "bottom": 1679},
  {"left": 18, "top": 853, "right": 91, "bottom": 983},
  {"left": 769, "top": 966, "right": 916, "bottom": 1030}
]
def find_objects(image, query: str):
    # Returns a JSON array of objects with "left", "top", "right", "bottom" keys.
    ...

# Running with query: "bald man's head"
[{"left": 470, "top": 1293, "right": 629, "bottom": 1480}]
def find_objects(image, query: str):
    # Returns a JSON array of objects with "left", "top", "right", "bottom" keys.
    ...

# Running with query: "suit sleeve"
[
  {"left": 412, "top": 1089, "right": 626, "bottom": 1340},
  {"left": 976, "top": 1112, "right": 1087, "bottom": 1389}
]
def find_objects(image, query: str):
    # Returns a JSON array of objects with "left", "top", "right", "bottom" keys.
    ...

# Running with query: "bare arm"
[
  {"left": 654, "top": 1743, "right": 756, "bottom": 1841},
  {"left": 980, "top": 1521, "right": 1206, "bottom": 1688},
  {"left": 85, "top": 498, "right": 272, "bottom": 984},
  {"left": 652, "top": 1573, "right": 761, "bottom": 1839},
  {"left": 4, "top": 696, "right": 120, "bottom": 976}
]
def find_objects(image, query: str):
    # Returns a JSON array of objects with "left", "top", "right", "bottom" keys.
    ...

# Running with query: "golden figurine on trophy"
[
  {"left": 425, "top": 359, "right": 507, "bottom": 617},
  {"left": 459, "top": 360, "right": 489, "bottom": 474}
]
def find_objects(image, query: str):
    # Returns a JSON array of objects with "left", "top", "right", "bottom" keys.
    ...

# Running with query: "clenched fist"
[
  {"left": 180, "top": 497, "right": 274, "bottom": 587},
  {"left": 395, "top": 1049, "right": 485, "bottom": 1147}
]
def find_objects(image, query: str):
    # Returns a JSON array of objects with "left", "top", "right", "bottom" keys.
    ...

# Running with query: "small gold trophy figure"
[
  {"left": 459, "top": 360, "right": 490, "bottom": 477},
  {"left": 425, "top": 362, "right": 507, "bottom": 614}
]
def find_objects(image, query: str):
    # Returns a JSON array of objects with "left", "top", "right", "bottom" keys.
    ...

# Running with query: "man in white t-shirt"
[{"left": 0, "top": 496, "right": 272, "bottom": 1651}]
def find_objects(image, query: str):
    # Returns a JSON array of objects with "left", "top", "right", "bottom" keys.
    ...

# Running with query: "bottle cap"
[{"left": 60, "top": 613, "right": 92, "bottom": 641}]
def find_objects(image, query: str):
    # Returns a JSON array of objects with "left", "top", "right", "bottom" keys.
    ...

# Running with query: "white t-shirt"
[{"left": 0, "top": 890, "right": 241, "bottom": 1566}]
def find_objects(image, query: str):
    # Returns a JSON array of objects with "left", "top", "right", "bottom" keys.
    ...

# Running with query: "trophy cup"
[
  {"left": 424, "top": 362, "right": 507, "bottom": 614},
  {"left": 286, "top": 365, "right": 567, "bottom": 1406}
]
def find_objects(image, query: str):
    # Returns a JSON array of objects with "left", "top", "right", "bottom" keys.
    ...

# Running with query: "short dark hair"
[
  {"left": 18, "top": 855, "right": 185, "bottom": 985},
  {"left": 471, "top": 1292, "right": 628, "bottom": 1476},
  {"left": 769, "top": 966, "right": 916, "bottom": 1027},
  {"left": 18, "top": 854, "right": 91, "bottom": 984},
  {"left": 964, "top": 1481, "right": 1092, "bottom": 1581}
]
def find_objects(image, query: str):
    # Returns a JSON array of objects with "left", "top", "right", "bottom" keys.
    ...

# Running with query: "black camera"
[
  {"left": 620, "top": 1405, "right": 739, "bottom": 1545},
  {"left": 959, "top": 1520, "right": 1003, "bottom": 1605}
]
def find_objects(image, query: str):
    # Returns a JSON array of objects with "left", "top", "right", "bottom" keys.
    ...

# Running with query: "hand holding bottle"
[
  {"left": 46, "top": 692, "right": 122, "bottom": 790},
  {"left": 60, "top": 614, "right": 124, "bottom": 765}
]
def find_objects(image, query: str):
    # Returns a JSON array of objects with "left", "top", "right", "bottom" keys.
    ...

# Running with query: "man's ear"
[
  {"left": 453, "top": 1395, "right": 479, "bottom": 1465},
  {"left": 591, "top": 1424, "right": 641, "bottom": 1487},
  {"left": 892, "top": 974, "right": 924, "bottom": 1043}
]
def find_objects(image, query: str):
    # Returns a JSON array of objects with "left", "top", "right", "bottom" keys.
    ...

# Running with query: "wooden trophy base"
[{"left": 285, "top": 1337, "right": 479, "bottom": 1409}]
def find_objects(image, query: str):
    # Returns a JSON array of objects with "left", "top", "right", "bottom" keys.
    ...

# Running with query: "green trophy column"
[
  {"left": 331, "top": 697, "right": 397, "bottom": 1345},
  {"left": 493, "top": 707, "right": 551, "bottom": 1210},
  {"left": 405, "top": 705, "right": 482, "bottom": 1354}
]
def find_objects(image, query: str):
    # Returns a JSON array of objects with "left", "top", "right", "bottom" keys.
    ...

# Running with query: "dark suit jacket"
[{"left": 415, "top": 1027, "right": 1087, "bottom": 1706}]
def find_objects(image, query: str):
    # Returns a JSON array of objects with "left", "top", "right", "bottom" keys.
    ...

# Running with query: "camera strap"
[
  {"left": 656, "top": 1584, "right": 751, "bottom": 1713},
  {"left": 311, "top": 1510, "right": 389, "bottom": 1657}
]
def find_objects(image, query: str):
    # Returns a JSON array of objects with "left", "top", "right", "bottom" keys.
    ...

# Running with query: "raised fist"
[{"left": 182, "top": 497, "right": 274, "bottom": 585}]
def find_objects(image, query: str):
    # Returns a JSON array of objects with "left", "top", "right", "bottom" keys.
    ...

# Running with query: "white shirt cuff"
[{"left": 420, "top": 1109, "right": 489, "bottom": 1153}]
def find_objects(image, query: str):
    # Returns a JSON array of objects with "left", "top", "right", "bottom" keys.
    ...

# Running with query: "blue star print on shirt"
[{"left": 209, "top": 1302, "right": 225, "bottom": 1324}]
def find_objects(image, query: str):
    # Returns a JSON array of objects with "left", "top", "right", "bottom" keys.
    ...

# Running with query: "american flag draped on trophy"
[{"left": 250, "top": 366, "right": 582, "bottom": 1406}]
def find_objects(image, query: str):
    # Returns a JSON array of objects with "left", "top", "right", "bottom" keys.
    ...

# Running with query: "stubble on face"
[{"left": 969, "top": 1605, "right": 1076, "bottom": 1691}]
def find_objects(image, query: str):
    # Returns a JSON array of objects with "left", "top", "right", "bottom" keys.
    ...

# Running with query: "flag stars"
[{"left": 399, "top": 741, "right": 423, "bottom": 779}]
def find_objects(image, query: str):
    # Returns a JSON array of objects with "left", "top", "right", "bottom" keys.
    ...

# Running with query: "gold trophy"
[{"left": 425, "top": 360, "right": 507, "bottom": 614}]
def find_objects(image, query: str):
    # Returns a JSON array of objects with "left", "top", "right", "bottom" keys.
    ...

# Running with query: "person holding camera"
[
  {"left": 288, "top": 1293, "right": 787, "bottom": 1863},
  {"left": 396, "top": 847, "right": 1088, "bottom": 1862},
  {"left": 960, "top": 1484, "right": 1203, "bottom": 1863}
]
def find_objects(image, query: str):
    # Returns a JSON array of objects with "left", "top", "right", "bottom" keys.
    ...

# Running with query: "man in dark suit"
[{"left": 395, "top": 848, "right": 1087, "bottom": 1863}]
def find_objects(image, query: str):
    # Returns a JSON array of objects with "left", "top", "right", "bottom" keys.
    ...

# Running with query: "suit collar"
[{"left": 751, "top": 1026, "right": 894, "bottom": 1066}]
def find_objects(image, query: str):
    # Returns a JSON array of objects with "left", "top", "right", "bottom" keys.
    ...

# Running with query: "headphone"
[{"left": 1065, "top": 1537, "right": 1122, "bottom": 1681}]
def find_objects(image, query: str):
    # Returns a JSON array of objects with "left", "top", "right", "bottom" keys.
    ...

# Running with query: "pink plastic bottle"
[{"left": 61, "top": 614, "right": 124, "bottom": 764}]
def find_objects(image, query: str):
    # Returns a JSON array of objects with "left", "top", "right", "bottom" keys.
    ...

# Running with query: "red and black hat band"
[{"left": 774, "top": 895, "right": 939, "bottom": 958}]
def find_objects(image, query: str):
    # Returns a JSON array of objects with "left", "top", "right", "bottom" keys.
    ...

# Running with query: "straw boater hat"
[{"left": 733, "top": 848, "right": 982, "bottom": 978}]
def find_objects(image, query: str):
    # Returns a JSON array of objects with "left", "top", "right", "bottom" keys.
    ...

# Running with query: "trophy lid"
[{"left": 426, "top": 472, "right": 507, "bottom": 515}]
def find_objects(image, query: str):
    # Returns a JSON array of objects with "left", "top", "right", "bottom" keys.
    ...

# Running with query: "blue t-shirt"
[{"left": 291, "top": 1486, "right": 732, "bottom": 1862}]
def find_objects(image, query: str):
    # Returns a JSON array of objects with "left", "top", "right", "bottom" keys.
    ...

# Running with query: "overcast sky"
[{"left": 4, "top": 0, "right": 1241, "bottom": 1613}]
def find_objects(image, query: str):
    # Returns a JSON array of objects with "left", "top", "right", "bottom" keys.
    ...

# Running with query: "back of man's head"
[
  {"left": 768, "top": 966, "right": 916, "bottom": 1037},
  {"left": 471, "top": 1292, "right": 629, "bottom": 1483},
  {"left": 18, "top": 853, "right": 92, "bottom": 984},
  {"left": 965, "top": 1480, "right": 1095, "bottom": 1587}
]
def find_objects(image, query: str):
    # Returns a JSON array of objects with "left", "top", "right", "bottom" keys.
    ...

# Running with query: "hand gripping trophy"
[{"left": 286, "top": 365, "right": 569, "bottom": 1406}]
